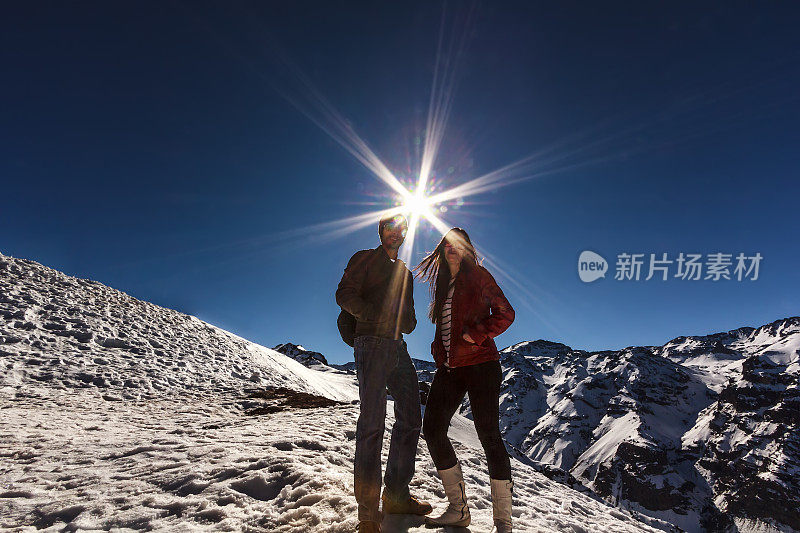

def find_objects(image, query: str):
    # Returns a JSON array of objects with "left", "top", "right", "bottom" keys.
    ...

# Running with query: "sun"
[
  {"left": 392, "top": 188, "right": 435, "bottom": 263},
  {"left": 402, "top": 189, "right": 435, "bottom": 219}
]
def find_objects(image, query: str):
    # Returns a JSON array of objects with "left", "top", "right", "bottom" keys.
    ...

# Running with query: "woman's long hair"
[{"left": 414, "top": 227, "right": 479, "bottom": 323}]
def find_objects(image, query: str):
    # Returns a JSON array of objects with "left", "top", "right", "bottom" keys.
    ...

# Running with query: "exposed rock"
[{"left": 272, "top": 343, "right": 328, "bottom": 366}]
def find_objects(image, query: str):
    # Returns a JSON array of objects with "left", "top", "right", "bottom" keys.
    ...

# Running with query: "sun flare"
[{"left": 401, "top": 190, "right": 435, "bottom": 219}]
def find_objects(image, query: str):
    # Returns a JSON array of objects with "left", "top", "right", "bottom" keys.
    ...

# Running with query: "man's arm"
[
  {"left": 401, "top": 269, "right": 416, "bottom": 334},
  {"left": 335, "top": 250, "right": 373, "bottom": 320}
]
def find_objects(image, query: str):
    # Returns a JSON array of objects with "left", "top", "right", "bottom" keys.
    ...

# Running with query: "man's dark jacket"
[{"left": 336, "top": 245, "right": 416, "bottom": 340}]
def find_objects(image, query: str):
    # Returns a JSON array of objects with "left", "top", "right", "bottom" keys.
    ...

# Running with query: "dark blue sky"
[{"left": 3, "top": 2, "right": 799, "bottom": 364}]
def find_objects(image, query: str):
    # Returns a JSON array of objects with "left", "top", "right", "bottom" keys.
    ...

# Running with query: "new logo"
[{"left": 578, "top": 251, "right": 608, "bottom": 283}]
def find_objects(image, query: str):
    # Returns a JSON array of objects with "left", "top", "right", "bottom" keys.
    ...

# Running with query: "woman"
[{"left": 415, "top": 228, "right": 515, "bottom": 533}]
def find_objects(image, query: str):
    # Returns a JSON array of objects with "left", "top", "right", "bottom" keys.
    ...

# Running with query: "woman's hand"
[{"left": 462, "top": 332, "right": 476, "bottom": 344}]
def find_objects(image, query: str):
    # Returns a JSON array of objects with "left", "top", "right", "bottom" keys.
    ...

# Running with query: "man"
[{"left": 336, "top": 213, "right": 432, "bottom": 533}]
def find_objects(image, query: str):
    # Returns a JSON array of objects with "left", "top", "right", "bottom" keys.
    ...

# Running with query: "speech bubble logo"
[{"left": 578, "top": 250, "right": 608, "bottom": 282}]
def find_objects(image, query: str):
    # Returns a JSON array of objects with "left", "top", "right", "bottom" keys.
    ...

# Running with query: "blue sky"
[{"left": 2, "top": 2, "right": 799, "bottom": 365}]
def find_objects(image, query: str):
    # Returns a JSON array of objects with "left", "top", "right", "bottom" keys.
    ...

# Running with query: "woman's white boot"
[
  {"left": 490, "top": 478, "right": 513, "bottom": 533},
  {"left": 424, "top": 463, "right": 471, "bottom": 527}
]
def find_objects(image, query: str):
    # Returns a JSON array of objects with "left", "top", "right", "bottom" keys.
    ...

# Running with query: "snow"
[
  {"left": 571, "top": 412, "right": 640, "bottom": 482},
  {"left": 0, "top": 255, "right": 357, "bottom": 404},
  {"left": 0, "top": 253, "right": 662, "bottom": 532},
  {"left": 0, "top": 384, "right": 665, "bottom": 531}
]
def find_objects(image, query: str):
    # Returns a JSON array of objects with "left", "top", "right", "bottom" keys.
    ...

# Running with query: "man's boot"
[
  {"left": 489, "top": 478, "right": 513, "bottom": 533},
  {"left": 381, "top": 491, "right": 432, "bottom": 515},
  {"left": 356, "top": 520, "right": 381, "bottom": 533},
  {"left": 424, "top": 463, "right": 471, "bottom": 527}
]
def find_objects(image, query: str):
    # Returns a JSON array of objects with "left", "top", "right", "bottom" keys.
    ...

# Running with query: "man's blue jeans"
[{"left": 353, "top": 335, "right": 422, "bottom": 523}]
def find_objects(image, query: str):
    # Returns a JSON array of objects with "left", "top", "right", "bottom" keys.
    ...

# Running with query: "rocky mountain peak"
[{"left": 272, "top": 343, "right": 328, "bottom": 366}]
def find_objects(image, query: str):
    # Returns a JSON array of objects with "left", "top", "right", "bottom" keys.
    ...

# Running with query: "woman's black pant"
[{"left": 422, "top": 359, "right": 512, "bottom": 480}]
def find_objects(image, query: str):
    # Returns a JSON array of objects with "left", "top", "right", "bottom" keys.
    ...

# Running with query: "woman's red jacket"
[{"left": 431, "top": 263, "right": 515, "bottom": 368}]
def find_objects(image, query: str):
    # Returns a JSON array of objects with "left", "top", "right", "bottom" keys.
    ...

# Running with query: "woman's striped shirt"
[{"left": 440, "top": 277, "right": 456, "bottom": 366}]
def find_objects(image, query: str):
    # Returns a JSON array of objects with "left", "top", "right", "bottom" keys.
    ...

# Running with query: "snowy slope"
[
  {"left": 1, "top": 385, "right": 670, "bottom": 532},
  {"left": 0, "top": 254, "right": 357, "bottom": 403},
  {"left": 0, "top": 252, "right": 662, "bottom": 532}
]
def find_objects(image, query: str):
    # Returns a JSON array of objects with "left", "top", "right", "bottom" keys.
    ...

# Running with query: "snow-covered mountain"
[
  {"left": 491, "top": 320, "right": 799, "bottom": 533},
  {"left": 0, "top": 252, "right": 665, "bottom": 532},
  {"left": 680, "top": 323, "right": 799, "bottom": 533}
]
